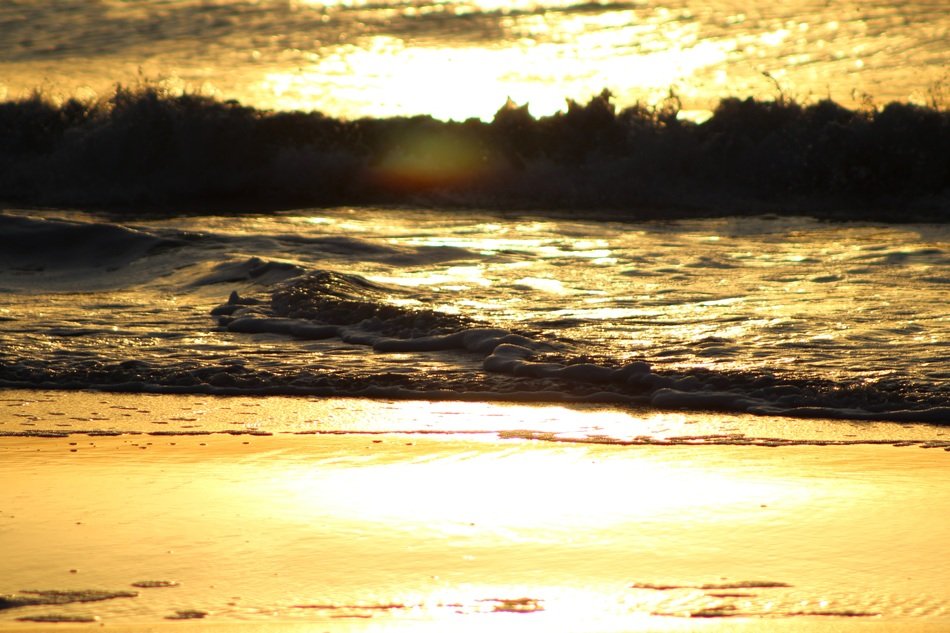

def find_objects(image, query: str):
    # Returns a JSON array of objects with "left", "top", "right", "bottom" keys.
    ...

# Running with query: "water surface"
[
  {"left": 1, "top": 0, "right": 946, "bottom": 119},
  {"left": 1, "top": 209, "right": 946, "bottom": 423}
]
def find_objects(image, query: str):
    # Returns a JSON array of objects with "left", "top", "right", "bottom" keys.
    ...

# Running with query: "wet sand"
[{"left": 2, "top": 396, "right": 950, "bottom": 631}]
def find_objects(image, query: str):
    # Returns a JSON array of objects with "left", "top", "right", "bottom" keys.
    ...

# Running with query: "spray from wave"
[{"left": 1, "top": 85, "right": 947, "bottom": 219}]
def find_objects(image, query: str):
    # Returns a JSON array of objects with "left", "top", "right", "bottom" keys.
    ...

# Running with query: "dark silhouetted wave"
[
  {"left": 0, "top": 213, "right": 182, "bottom": 270},
  {"left": 0, "top": 86, "right": 947, "bottom": 220}
]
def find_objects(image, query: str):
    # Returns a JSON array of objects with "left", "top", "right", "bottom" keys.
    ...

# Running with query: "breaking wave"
[
  {"left": 198, "top": 269, "right": 950, "bottom": 423},
  {"left": 1, "top": 86, "right": 947, "bottom": 219},
  {"left": 0, "top": 214, "right": 181, "bottom": 270}
]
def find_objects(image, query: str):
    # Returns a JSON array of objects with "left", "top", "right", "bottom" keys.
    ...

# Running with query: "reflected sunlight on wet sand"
[{"left": 2, "top": 398, "right": 949, "bottom": 631}]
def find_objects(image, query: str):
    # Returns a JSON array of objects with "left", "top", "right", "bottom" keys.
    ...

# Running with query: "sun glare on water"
[{"left": 259, "top": 6, "right": 732, "bottom": 120}]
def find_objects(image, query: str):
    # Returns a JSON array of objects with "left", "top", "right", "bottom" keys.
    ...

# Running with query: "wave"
[
  {"left": 1, "top": 86, "right": 947, "bottom": 220},
  {"left": 0, "top": 213, "right": 181, "bottom": 270},
  {"left": 6, "top": 262, "right": 943, "bottom": 424},
  {"left": 209, "top": 269, "right": 950, "bottom": 422},
  {"left": 0, "top": 210, "right": 946, "bottom": 423}
]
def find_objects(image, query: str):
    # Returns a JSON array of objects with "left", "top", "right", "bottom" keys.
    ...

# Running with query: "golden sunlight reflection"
[
  {"left": 514, "top": 277, "right": 569, "bottom": 294},
  {"left": 369, "top": 265, "right": 491, "bottom": 290},
  {"left": 7, "top": 390, "right": 950, "bottom": 626},
  {"left": 259, "top": 18, "right": 732, "bottom": 120},
  {"left": 396, "top": 233, "right": 612, "bottom": 259},
  {"left": 276, "top": 443, "right": 810, "bottom": 538}
]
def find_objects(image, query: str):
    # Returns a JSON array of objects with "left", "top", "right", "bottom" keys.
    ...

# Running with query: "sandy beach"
[{"left": 2, "top": 393, "right": 950, "bottom": 632}]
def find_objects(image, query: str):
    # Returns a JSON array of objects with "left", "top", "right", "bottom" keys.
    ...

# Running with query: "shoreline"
[
  {"left": 2, "top": 389, "right": 948, "bottom": 444},
  {"left": 3, "top": 395, "right": 950, "bottom": 631},
  {"left": 3, "top": 619, "right": 950, "bottom": 633}
]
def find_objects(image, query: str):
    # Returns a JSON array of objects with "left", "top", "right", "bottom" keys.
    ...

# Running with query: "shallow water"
[
  {"left": 4, "top": 389, "right": 950, "bottom": 445},
  {"left": 0, "top": 209, "right": 947, "bottom": 423},
  {"left": 1, "top": 0, "right": 946, "bottom": 119}
]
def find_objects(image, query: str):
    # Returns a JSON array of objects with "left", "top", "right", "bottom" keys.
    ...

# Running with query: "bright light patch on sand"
[
  {"left": 275, "top": 442, "right": 808, "bottom": 538},
  {"left": 5, "top": 406, "right": 950, "bottom": 626}
]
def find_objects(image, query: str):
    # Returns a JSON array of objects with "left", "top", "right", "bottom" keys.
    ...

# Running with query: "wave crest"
[
  {"left": 1, "top": 87, "right": 946, "bottom": 218},
  {"left": 0, "top": 213, "right": 180, "bottom": 270}
]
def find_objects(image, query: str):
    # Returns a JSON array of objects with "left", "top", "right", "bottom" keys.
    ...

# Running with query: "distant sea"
[{"left": 1, "top": 0, "right": 947, "bottom": 120}]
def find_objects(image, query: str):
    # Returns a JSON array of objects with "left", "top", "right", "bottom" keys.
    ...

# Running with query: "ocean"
[
  {"left": 0, "top": 209, "right": 948, "bottom": 424},
  {"left": 1, "top": 0, "right": 948, "bottom": 120},
  {"left": 1, "top": 0, "right": 949, "bottom": 629}
]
